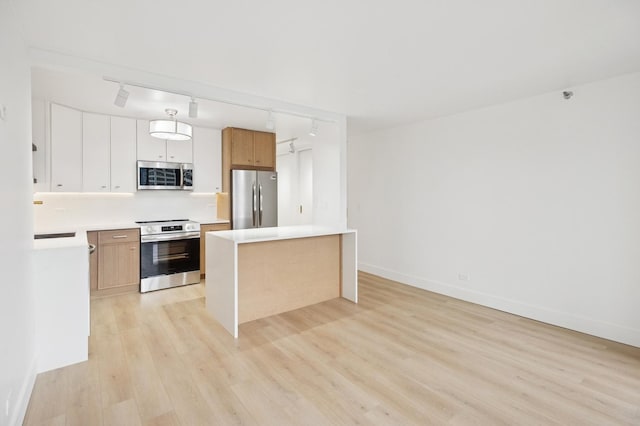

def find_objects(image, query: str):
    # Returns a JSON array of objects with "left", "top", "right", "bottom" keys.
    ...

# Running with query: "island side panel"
[
  {"left": 341, "top": 231, "right": 358, "bottom": 303},
  {"left": 237, "top": 235, "right": 341, "bottom": 324},
  {"left": 206, "top": 233, "right": 238, "bottom": 338}
]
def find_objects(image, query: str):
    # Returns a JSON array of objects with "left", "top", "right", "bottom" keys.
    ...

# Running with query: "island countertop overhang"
[{"left": 205, "top": 225, "right": 356, "bottom": 244}]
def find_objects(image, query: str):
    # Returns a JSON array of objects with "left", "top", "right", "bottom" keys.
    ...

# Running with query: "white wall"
[
  {"left": 0, "top": 1, "right": 38, "bottom": 424},
  {"left": 276, "top": 139, "right": 313, "bottom": 226},
  {"left": 33, "top": 192, "right": 220, "bottom": 231},
  {"left": 348, "top": 72, "right": 640, "bottom": 347},
  {"left": 313, "top": 121, "right": 345, "bottom": 226}
]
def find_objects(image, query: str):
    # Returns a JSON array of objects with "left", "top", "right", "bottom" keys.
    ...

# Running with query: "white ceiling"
[{"left": 15, "top": 0, "right": 640, "bottom": 136}]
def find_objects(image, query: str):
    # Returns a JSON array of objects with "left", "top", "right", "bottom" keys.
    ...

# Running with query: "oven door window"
[{"left": 140, "top": 238, "right": 200, "bottom": 278}]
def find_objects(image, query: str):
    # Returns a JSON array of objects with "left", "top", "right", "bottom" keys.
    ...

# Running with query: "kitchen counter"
[
  {"left": 33, "top": 233, "right": 90, "bottom": 373},
  {"left": 210, "top": 225, "right": 355, "bottom": 244},
  {"left": 33, "top": 223, "right": 138, "bottom": 250},
  {"left": 33, "top": 219, "right": 230, "bottom": 250},
  {"left": 205, "top": 225, "right": 357, "bottom": 338},
  {"left": 33, "top": 230, "right": 89, "bottom": 250}
]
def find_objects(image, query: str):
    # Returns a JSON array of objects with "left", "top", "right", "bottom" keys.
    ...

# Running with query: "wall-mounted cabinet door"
[
  {"left": 136, "top": 120, "right": 166, "bottom": 161},
  {"left": 193, "top": 126, "right": 222, "bottom": 193},
  {"left": 82, "top": 112, "right": 111, "bottom": 192},
  {"left": 137, "top": 119, "right": 193, "bottom": 164},
  {"left": 51, "top": 104, "right": 83, "bottom": 192},
  {"left": 32, "top": 99, "right": 49, "bottom": 191},
  {"left": 166, "top": 139, "right": 193, "bottom": 163},
  {"left": 111, "top": 116, "right": 137, "bottom": 192},
  {"left": 253, "top": 131, "right": 275, "bottom": 168},
  {"left": 230, "top": 128, "right": 254, "bottom": 167}
]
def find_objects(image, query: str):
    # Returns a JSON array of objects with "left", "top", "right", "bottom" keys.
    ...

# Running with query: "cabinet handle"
[
  {"left": 112, "top": 235, "right": 128, "bottom": 239},
  {"left": 101, "top": 185, "right": 107, "bottom": 189},
  {"left": 130, "top": 247, "right": 136, "bottom": 251},
  {"left": 115, "top": 185, "right": 120, "bottom": 189},
  {"left": 56, "top": 184, "right": 63, "bottom": 187}
]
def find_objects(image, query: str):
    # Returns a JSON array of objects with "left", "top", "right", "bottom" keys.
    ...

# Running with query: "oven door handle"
[{"left": 141, "top": 232, "right": 200, "bottom": 243}]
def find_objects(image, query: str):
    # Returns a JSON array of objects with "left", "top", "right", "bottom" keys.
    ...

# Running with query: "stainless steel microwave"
[{"left": 137, "top": 161, "right": 194, "bottom": 190}]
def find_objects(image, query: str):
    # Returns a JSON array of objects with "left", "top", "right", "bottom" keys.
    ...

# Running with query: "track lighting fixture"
[
  {"left": 289, "top": 141, "right": 296, "bottom": 154},
  {"left": 309, "top": 119, "right": 318, "bottom": 136},
  {"left": 266, "top": 110, "right": 275, "bottom": 130},
  {"left": 562, "top": 90, "right": 574, "bottom": 100},
  {"left": 189, "top": 98, "right": 198, "bottom": 118},
  {"left": 114, "top": 84, "right": 129, "bottom": 107},
  {"left": 149, "top": 109, "right": 192, "bottom": 141}
]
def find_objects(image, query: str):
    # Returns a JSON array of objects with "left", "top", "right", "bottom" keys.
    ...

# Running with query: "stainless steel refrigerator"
[{"left": 231, "top": 169, "right": 278, "bottom": 229}]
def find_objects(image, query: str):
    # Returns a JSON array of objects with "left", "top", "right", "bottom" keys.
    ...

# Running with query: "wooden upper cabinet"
[
  {"left": 222, "top": 127, "right": 276, "bottom": 192},
  {"left": 253, "top": 131, "right": 275, "bottom": 168},
  {"left": 230, "top": 128, "right": 255, "bottom": 167}
]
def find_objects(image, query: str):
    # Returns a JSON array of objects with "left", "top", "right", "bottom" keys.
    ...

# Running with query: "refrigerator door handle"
[
  {"left": 252, "top": 183, "right": 257, "bottom": 227},
  {"left": 259, "top": 184, "right": 263, "bottom": 227}
]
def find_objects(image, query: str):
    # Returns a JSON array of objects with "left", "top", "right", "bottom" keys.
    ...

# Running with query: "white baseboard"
[
  {"left": 11, "top": 354, "right": 38, "bottom": 426},
  {"left": 359, "top": 262, "right": 640, "bottom": 348}
]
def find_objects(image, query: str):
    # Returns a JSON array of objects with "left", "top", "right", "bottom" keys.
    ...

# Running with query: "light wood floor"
[{"left": 25, "top": 271, "right": 640, "bottom": 425}]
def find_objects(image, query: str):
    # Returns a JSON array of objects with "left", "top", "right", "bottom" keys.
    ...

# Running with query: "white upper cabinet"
[
  {"left": 82, "top": 114, "right": 137, "bottom": 193},
  {"left": 110, "top": 117, "right": 137, "bottom": 192},
  {"left": 82, "top": 112, "right": 111, "bottom": 192},
  {"left": 166, "top": 139, "right": 193, "bottom": 163},
  {"left": 136, "top": 120, "right": 166, "bottom": 161},
  {"left": 32, "top": 99, "right": 49, "bottom": 192},
  {"left": 51, "top": 104, "right": 82, "bottom": 192},
  {"left": 192, "top": 126, "right": 222, "bottom": 193},
  {"left": 136, "top": 119, "right": 193, "bottom": 163}
]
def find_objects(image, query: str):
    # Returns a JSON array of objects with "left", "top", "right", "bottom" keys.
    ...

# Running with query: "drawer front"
[{"left": 98, "top": 228, "right": 140, "bottom": 245}]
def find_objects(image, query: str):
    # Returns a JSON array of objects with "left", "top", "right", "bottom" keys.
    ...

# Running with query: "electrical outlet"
[{"left": 458, "top": 273, "right": 471, "bottom": 281}]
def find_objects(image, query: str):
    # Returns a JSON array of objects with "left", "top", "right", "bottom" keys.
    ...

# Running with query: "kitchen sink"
[{"left": 34, "top": 232, "right": 76, "bottom": 239}]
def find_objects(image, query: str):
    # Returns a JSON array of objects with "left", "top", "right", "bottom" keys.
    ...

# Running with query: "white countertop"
[
  {"left": 207, "top": 225, "right": 356, "bottom": 244},
  {"left": 33, "top": 218, "right": 229, "bottom": 250},
  {"left": 33, "top": 230, "right": 89, "bottom": 251}
]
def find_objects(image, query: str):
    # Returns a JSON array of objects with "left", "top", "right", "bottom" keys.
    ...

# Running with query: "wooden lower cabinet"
[
  {"left": 200, "top": 222, "right": 231, "bottom": 276},
  {"left": 89, "top": 228, "right": 140, "bottom": 297}
]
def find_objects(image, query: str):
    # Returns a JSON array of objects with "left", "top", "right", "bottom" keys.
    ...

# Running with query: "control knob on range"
[{"left": 146, "top": 226, "right": 154, "bottom": 234}]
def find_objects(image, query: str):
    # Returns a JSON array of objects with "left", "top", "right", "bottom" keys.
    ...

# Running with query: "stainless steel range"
[{"left": 137, "top": 219, "right": 201, "bottom": 293}]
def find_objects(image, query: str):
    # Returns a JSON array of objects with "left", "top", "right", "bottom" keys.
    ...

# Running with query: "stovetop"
[
  {"left": 135, "top": 219, "right": 189, "bottom": 224},
  {"left": 136, "top": 219, "right": 200, "bottom": 235}
]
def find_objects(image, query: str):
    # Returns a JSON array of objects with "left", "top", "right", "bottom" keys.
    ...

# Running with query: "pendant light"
[{"left": 149, "top": 108, "right": 192, "bottom": 141}]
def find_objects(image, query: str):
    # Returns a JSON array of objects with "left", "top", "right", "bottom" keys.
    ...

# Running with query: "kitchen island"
[{"left": 205, "top": 226, "right": 357, "bottom": 338}]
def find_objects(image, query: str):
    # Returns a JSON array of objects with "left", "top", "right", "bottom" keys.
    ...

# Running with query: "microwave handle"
[{"left": 180, "top": 164, "right": 192, "bottom": 189}]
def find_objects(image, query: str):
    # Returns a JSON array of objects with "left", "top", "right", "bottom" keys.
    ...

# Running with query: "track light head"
[
  {"left": 266, "top": 110, "right": 275, "bottom": 130},
  {"left": 114, "top": 84, "right": 129, "bottom": 107},
  {"left": 289, "top": 141, "right": 295, "bottom": 154},
  {"left": 189, "top": 98, "right": 198, "bottom": 118},
  {"left": 309, "top": 119, "right": 318, "bottom": 137},
  {"left": 563, "top": 90, "right": 574, "bottom": 100}
]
